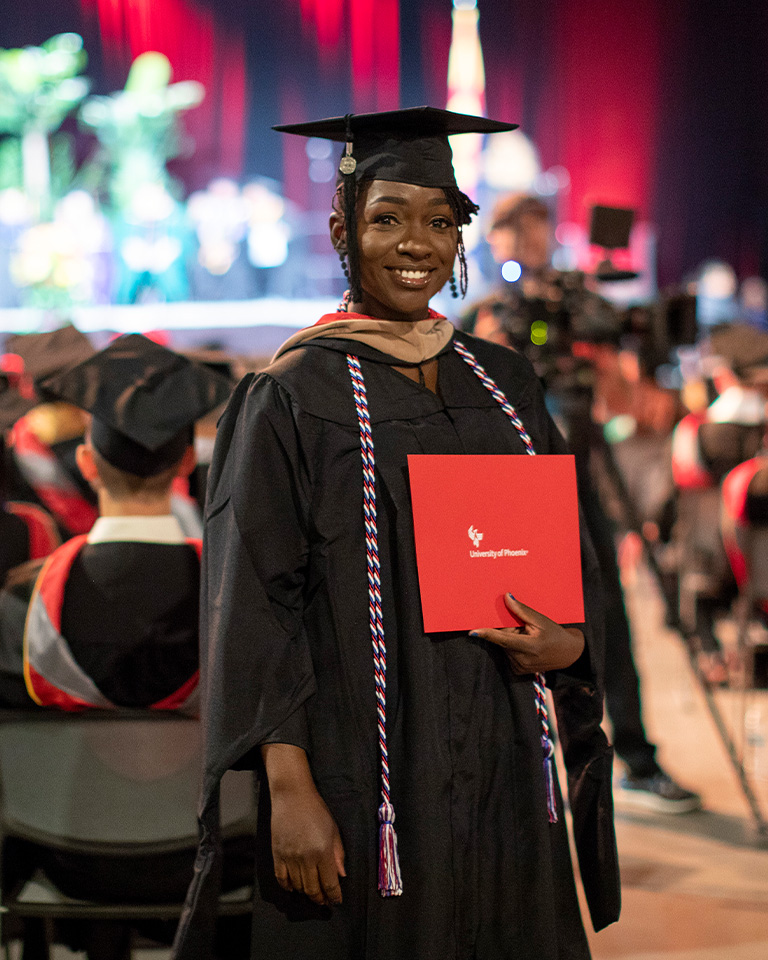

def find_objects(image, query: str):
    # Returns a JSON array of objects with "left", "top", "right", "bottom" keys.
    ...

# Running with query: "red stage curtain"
[
  {"left": 350, "top": 0, "right": 399, "bottom": 111},
  {"left": 79, "top": 0, "right": 246, "bottom": 186}
]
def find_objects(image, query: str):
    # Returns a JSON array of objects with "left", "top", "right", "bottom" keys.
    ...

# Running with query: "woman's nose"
[{"left": 396, "top": 225, "right": 432, "bottom": 257}]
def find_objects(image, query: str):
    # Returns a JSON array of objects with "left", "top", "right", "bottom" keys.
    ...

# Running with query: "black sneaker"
[{"left": 617, "top": 771, "right": 702, "bottom": 815}]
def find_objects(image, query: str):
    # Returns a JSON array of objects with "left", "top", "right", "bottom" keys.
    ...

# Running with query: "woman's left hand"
[{"left": 470, "top": 593, "right": 585, "bottom": 674}]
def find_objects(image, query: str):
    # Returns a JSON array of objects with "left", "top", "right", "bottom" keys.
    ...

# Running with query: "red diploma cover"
[{"left": 408, "top": 454, "right": 584, "bottom": 632}]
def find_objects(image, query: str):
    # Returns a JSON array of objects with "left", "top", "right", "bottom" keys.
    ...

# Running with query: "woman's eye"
[
  {"left": 432, "top": 217, "right": 455, "bottom": 229},
  {"left": 373, "top": 213, "right": 398, "bottom": 225}
]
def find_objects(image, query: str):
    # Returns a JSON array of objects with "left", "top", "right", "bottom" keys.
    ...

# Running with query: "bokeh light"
[
  {"left": 501, "top": 259, "right": 522, "bottom": 283},
  {"left": 530, "top": 320, "right": 548, "bottom": 345}
]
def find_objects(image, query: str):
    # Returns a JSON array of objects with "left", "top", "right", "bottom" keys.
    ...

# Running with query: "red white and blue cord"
[
  {"left": 346, "top": 354, "right": 403, "bottom": 896},
  {"left": 452, "top": 338, "right": 558, "bottom": 823},
  {"left": 345, "top": 337, "right": 559, "bottom": 896}
]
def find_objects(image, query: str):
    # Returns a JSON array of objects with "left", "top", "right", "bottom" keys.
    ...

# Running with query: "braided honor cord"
[
  {"left": 346, "top": 354, "right": 403, "bottom": 896},
  {"left": 452, "top": 337, "right": 558, "bottom": 823}
]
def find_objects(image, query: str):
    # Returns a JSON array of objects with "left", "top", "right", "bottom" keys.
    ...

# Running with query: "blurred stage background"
[{"left": 1, "top": 0, "right": 767, "bottom": 355}]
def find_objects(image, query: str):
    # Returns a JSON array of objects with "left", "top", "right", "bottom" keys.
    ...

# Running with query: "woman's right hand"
[{"left": 262, "top": 743, "right": 346, "bottom": 906}]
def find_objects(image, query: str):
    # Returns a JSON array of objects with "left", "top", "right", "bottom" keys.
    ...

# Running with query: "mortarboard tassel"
[{"left": 340, "top": 115, "right": 362, "bottom": 305}]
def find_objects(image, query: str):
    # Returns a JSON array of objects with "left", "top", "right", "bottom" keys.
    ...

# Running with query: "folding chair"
[{"left": 0, "top": 712, "right": 256, "bottom": 959}]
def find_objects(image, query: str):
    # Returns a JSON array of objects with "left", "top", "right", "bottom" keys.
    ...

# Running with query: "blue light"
[
  {"left": 309, "top": 159, "right": 335, "bottom": 183},
  {"left": 501, "top": 260, "right": 522, "bottom": 283}
]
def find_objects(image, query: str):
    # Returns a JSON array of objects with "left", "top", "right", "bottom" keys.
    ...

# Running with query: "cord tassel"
[
  {"left": 378, "top": 801, "right": 403, "bottom": 896},
  {"left": 541, "top": 735, "right": 558, "bottom": 823}
]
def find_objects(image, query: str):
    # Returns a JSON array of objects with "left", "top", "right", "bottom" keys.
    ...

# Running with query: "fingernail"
[
  {"left": 507, "top": 592, "right": 517, "bottom": 601},
  {"left": 469, "top": 630, "right": 479, "bottom": 637}
]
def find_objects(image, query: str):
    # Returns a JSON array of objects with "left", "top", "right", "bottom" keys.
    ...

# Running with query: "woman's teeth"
[{"left": 393, "top": 269, "right": 429, "bottom": 279}]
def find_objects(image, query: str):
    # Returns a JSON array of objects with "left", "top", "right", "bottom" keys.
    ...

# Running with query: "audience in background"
[{"left": 671, "top": 324, "right": 768, "bottom": 684}]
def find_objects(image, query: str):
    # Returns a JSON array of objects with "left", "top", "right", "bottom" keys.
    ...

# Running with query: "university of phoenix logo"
[
  {"left": 468, "top": 525, "right": 483, "bottom": 548},
  {"left": 468, "top": 524, "right": 530, "bottom": 559}
]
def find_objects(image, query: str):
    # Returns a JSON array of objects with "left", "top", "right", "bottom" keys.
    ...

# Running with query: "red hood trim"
[
  {"left": 722, "top": 457, "right": 765, "bottom": 526},
  {"left": 313, "top": 309, "right": 445, "bottom": 326},
  {"left": 11, "top": 418, "right": 98, "bottom": 535},
  {"left": 7, "top": 502, "right": 60, "bottom": 559},
  {"left": 27, "top": 664, "right": 99, "bottom": 713},
  {"left": 671, "top": 412, "right": 712, "bottom": 490},
  {"left": 152, "top": 670, "right": 199, "bottom": 711},
  {"left": 36, "top": 536, "right": 89, "bottom": 634}
]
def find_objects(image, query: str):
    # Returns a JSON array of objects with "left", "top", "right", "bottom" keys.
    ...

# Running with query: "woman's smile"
[{"left": 388, "top": 266, "right": 435, "bottom": 287}]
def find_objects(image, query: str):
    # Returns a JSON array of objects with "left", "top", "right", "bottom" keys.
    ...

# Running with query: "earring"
[
  {"left": 449, "top": 273, "right": 458, "bottom": 299},
  {"left": 337, "top": 287, "right": 353, "bottom": 313}
]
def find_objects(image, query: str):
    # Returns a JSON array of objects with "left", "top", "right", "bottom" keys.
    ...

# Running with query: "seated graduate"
[
  {"left": 671, "top": 323, "right": 768, "bottom": 684},
  {"left": 3, "top": 325, "right": 99, "bottom": 539},
  {"left": 722, "top": 453, "right": 768, "bottom": 591},
  {"left": 0, "top": 333, "right": 232, "bottom": 711},
  {"left": 0, "top": 366, "right": 60, "bottom": 585}
]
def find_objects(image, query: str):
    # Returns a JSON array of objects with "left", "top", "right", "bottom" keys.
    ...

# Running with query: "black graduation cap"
[
  {"left": 708, "top": 323, "right": 768, "bottom": 381},
  {"left": 4, "top": 325, "right": 95, "bottom": 382},
  {"left": 37, "top": 334, "right": 234, "bottom": 478},
  {"left": 273, "top": 106, "right": 517, "bottom": 188}
]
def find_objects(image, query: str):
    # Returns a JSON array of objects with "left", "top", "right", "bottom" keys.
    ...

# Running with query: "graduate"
[
  {"left": 175, "top": 108, "right": 619, "bottom": 960},
  {"left": 0, "top": 334, "right": 232, "bottom": 711},
  {"left": 0, "top": 367, "right": 60, "bottom": 584},
  {"left": 3, "top": 326, "right": 99, "bottom": 538}
]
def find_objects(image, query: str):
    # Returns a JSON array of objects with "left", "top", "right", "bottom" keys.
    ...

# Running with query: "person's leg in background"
[{"left": 577, "top": 455, "right": 701, "bottom": 813}]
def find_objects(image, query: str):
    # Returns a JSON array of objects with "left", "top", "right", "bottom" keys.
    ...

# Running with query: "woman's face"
[{"left": 353, "top": 180, "right": 458, "bottom": 322}]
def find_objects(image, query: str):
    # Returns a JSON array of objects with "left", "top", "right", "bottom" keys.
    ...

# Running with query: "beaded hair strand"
[
  {"left": 333, "top": 182, "right": 480, "bottom": 302},
  {"left": 444, "top": 186, "right": 479, "bottom": 298}
]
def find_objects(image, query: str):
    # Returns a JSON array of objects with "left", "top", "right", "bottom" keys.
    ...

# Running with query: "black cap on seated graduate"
[
  {"left": 37, "top": 334, "right": 234, "bottom": 478},
  {"left": 273, "top": 106, "right": 517, "bottom": 188},
  {"left": 708, "top": 323, "right": 768, "bottom": 381},
  {"left": 5, "top": 325, "right": 95, "bottom": 382}
]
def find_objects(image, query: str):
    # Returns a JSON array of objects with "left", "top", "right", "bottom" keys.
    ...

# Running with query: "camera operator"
[{"left": 463, "top": 193, "right": 700, "bottom": 813}]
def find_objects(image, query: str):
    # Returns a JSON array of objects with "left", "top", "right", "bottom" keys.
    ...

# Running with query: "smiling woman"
[
  {"left": 340, "top": 180, "right": 459, "bottom": 322},
  {"left": 173, "top": 107, "right": 620, "bottom": 960}
]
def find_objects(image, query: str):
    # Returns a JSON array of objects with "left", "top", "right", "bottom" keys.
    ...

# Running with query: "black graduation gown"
[
  {"left": 0, "top": 542, "right": 200, "bottom": 710},
  {"left": 176, "top": 330, "right": 618, "bottom": 960},
  {"left": 61, "top": 542, "right": 201, "bottom": 707},
  {"left": 0, "top": 509, "right": 30, "bottom": 583}
]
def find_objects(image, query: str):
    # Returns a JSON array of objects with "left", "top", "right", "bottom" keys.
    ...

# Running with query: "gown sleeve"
[
  {"left": 173, "top": 372, "right": 318, "bottom": 960},
  {"left": 201, "top": 371, "right": 317, "bottom": 783}
]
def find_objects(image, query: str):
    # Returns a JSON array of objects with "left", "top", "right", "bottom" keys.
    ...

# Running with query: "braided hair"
[{"left": 333, "top": 180, "right": 479, "bottom": 304}]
